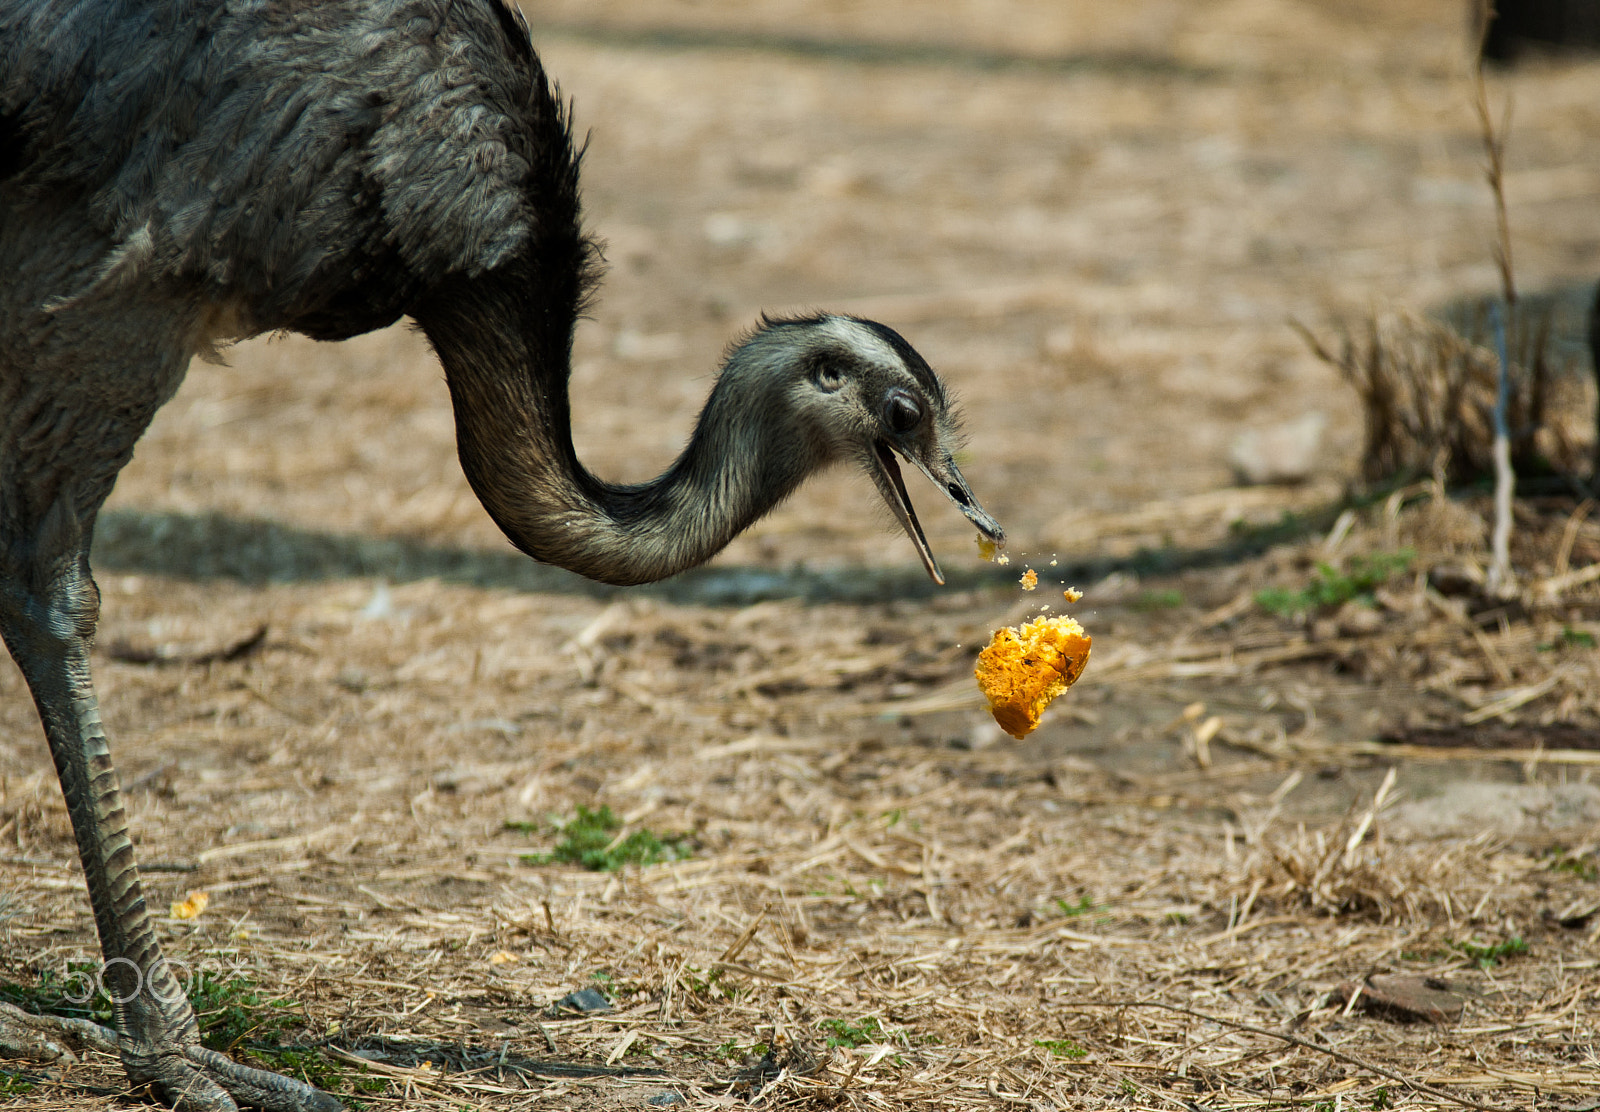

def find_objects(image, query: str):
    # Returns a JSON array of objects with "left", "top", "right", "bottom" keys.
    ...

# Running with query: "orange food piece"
[
  {"left": 170, "top": 890, "right": 209, "bottom": 920},
  {"left": 974, "top": 615, "right": 1091, "bottom": 739},
  {"left": 1020, "top": 568, "right": 1038, "bottom": 591}
]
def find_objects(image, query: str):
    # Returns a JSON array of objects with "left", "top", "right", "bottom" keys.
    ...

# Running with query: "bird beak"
[{"left": 871, "top": 442, "right": 1005, "bottom": 585}]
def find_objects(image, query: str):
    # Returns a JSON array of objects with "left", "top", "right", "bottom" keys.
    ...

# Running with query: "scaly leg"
[
  {"left": 0, "top": 499, "right": 340, "bottom": 1112},
  {"left": 0, "top": 998, "right": 119, "bottom": 1062}
]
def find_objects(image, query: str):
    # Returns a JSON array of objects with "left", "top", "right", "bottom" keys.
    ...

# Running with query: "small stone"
[
  {"left": 547, "top": 986, "right": 612, "bottom": 1016},
  {"left": 1227, "top": 412, "right": 1326, "bottom": 485},
  {"left": 1333, "top": 974, "right": 1469, "bottom": 1023}
]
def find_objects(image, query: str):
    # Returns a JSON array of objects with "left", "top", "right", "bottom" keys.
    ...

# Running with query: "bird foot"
[
  {"left": 0, "top": 999, "right": 119, "bottom": 1063},
  {"left": 126, "top": 1043, "right": 342, "bottom": 1112},
  {"left": 0, "top": 1002, "right": 339, "bottom": 1111}
]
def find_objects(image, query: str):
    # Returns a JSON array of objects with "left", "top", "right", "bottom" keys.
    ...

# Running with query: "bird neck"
[{"left": 414, "top": 263, "right": 817, "bottom": 586}]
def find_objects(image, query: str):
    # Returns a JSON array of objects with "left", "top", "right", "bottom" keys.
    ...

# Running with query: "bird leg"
[{"left": 0, "top": 500, "right": 340, "bottom": 1112}]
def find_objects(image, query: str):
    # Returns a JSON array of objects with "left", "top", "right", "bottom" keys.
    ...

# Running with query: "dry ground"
[{"left": 4, "top": 1, "right": 1600, "bottom": 1109}]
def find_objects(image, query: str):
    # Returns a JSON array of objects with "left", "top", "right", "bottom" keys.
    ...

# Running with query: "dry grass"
[
  {"left": 1296, "top": 309, "right": 1595, "bottom": 487},
  {"left": 5, "top": 486, "right": 1600, "bottom": 1111},
  {"left": 4, "top": 729, "right": 1598, "bottom": 1112},
  {"left": 7, "top": 2, "right": 1600, "bottom": 1109}
]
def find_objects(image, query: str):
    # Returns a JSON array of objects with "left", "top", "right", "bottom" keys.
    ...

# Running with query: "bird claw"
[
  {"left": 119, "top": 1044, "right": 342, "bottom": 1112},
  {"left": 0, "top": 1002, "right": 339, "bottom": 1112},
  {"left": 182, "top": 1045, "right": 343, "bottom": 1112},
  {"left": 0, "top": 1000, "right": 118, "bottom": 1064}
]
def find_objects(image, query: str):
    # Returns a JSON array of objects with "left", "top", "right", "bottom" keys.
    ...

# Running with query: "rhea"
[{"left": 0, "top": 0, "right": 1002, "bottom": 1108}]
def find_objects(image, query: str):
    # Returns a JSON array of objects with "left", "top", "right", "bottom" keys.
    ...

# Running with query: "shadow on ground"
[
  {"left": 1435, "top": 277, "right": 1598, "bottom": 375},
  {"left": 92, "top": 500, "right": 1352, "bottom": 607}
]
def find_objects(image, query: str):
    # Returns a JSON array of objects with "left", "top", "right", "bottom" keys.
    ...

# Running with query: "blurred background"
[{"left": 99, "top": 0, "right": 1600, "bottom": 578}]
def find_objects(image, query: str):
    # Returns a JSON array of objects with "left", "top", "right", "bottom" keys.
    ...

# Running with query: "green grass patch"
[
  {"left": 514, "top": 805, "right": 693, "bottom": 872},
  {"left": 189, "top": 972, "right": 301, "bottom": 1051},
  {"left": 1256, "top": 549, "right": 1414, "bottom": 616},
  {"left": 814, "top": 1015, "right": 926, "bottom": 1064},
  {"left": 1538, "top": 627, "right": 1597, "bottom": 652},
  {"left": 1448, "top": 935, "right": 1528, "bottom": 969},
  {"left": 682, "top": 966, "right": 742, "bottom": 1001},
  {"left": 0, "top": 962, "right": 112, "bottom": 1026},
  {"left": 1545, "top": 847, "right": 1599, "bottom": 881},
  {"left": 881, "top": 808, "right": 919, "bottom": 829},
  {"left": 819, "top": 1016, "right": 895, "bottom": 1049},
  {"left": 1053, "top": 896, "right": 1098, "bottom": 918},
  {"left": 1034, "top": 1038, "right": 1088, "bottom": 1059},
  {"left": 188, "top": 974, "right": 384, "bottom": 1095},
  {"left": 246, "top": 1046, "right": 383, "bottom": 1097},
  {"left": 716, "top": 1038, "right": 770, "bottom": 1061},
  {"left": 1, "top": 968, "right": 380, "bottom": 1100}
]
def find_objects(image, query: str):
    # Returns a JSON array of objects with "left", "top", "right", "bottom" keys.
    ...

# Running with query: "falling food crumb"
[
  {"left": 974, "top": 615, "right": 1091, "bottom": 739},
  {"left": 975, "top": 535, "right": 1014, "bottom": 563},
  {"left": 1050, "top": 558, "right": 1058, "bottom": 566},
  {"left": 1020, "top": 568, "right": 1038, "bottom": 591},
  {"left": 1063, "top": 586, "right": 1083, "bottom": 603},
  {"left": 170, "top": 890, "right": 209, "bottom": 920}
]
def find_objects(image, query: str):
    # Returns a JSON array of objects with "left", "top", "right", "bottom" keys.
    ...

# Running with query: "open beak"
[{"left": 871, "top": 442, "right": 1005, "bottom": 585}]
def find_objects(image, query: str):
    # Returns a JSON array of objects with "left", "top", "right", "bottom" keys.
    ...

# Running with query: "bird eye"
[
  {"left": 812, "top": 364, "right": 844, "bottom": 393},
  {"left": 886, "top": 392, "right": 922, "bottom": 434}
]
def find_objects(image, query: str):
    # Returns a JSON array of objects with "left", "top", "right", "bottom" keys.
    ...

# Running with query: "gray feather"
[{"left": 2, "top": 0, "right": 548, "bottom": 332}]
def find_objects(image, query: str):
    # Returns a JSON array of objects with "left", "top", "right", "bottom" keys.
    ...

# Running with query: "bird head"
[{"left": 756, "top": 314, "right": 1006, "bottom": 584}]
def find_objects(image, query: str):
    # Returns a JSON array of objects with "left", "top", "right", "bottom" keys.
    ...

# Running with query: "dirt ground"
[{"left": 4, "top": 1, "right": 1600, "bottom": 1109}]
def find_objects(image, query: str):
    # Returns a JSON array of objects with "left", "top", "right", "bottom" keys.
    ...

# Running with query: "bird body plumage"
[
  {"left": 2, "top": 0, "right": 563, "bottom": 337},
  {"left": 0, "top": 3, "right": 1002, "bottom": 1108}
]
